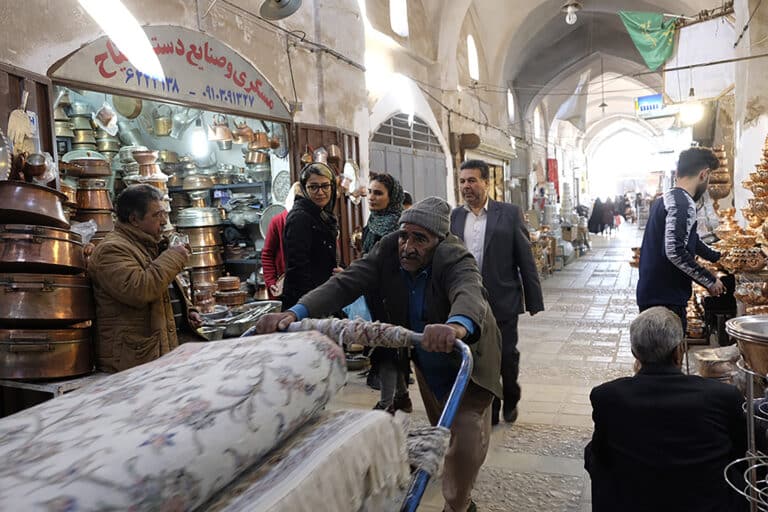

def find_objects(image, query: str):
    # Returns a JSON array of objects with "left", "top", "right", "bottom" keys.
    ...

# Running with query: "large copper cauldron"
[
  {"left": 0, "top": 181, "right": 69, "bottom": 229},
  {"left": 187, "top": 247, "right": 224, "bottom": 268},
  {"left": 0, "top": 274, "right": 94, "bottom": 327},
  {"left": 0, "top": 224, "right": 86, "bottom": 274},
  {"left": 0, "top": 327, "right": 92, "bottom": 379}
]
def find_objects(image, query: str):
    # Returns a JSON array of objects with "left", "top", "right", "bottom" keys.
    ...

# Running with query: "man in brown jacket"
[
  {"left": 256, "top": 196, "right": 501, "bottom": 512},
  {"left": 89, "top": 185, "right": 200, "bottom": 373}
]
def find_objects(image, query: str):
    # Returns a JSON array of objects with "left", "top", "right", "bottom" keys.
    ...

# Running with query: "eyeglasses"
[{"left": 307, "top": 183, "right": 332, "bottom": 193}]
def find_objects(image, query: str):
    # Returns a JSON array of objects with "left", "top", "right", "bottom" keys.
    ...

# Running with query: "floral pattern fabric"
[
  {"left": 204, "top": 409, "right": 411, "bottom": 512},
  {"left": 0, "top": 332, "right": 346, "bottom": 511}
]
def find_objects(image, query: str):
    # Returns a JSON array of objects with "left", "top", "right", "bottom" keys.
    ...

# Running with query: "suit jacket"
[
  {"left": 585, "top": 364, "right": 747, "bottom": 512},
  {"left": 298, "top": 232, "right": 503, "bottom": 398},
  {"left": 451, "top": 199, "right": 544, "bottom": 321}
]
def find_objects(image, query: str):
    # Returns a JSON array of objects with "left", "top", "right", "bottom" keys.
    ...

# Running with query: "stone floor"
[{"left": 329, "top": 224, "right": 645, "bottom": 511}]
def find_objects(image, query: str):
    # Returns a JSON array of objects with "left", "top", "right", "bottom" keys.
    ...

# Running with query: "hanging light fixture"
[
  {"left": 78, "top": 0, "right": 165, "bottom": 80},
  {"left": 679, "top": 87, "right": 704, "bottom": 125},
  {"left": 561, "top": 1, "right": 582, "bottom": 25},
  {"left": 190, "top": 118, "right": 210, "bottom": 158},
  {"left": 598, "top": 55, "right": 607, "bottom": 114}
]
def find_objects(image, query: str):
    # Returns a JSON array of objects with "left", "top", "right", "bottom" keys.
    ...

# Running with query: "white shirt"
[{"left": 463, "top": 199, "right": 489, "bottom": 270}]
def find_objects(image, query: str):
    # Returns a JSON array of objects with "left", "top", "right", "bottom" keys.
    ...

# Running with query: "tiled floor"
[{"left": 328, "top": 225, "right": 644, "bottom": 511}]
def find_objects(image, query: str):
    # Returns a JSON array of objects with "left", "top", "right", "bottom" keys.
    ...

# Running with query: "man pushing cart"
[{"left": 256, "top": 197, "right": 502, "bottom": 512}]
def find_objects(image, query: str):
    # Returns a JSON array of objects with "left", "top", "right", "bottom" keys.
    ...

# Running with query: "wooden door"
[{"left": 0, "top": 63, "right": 55, "bottom": 157}]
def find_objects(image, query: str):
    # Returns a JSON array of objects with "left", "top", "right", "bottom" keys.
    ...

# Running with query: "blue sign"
[{"left": 635, "top": 94, "right": 664, "bottom": 116}]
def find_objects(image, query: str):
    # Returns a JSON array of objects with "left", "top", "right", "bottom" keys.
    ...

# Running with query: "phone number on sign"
[{"left": 202, "top": 86, "right": 257, "bottom": 108}]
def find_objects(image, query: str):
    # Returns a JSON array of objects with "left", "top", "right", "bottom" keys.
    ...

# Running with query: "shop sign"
[
  {"left": 50, "top": 25, "right": 291, "bottom": 121},
  {"left": 634, "top": 94, "right": 664, "bottom": 117}
]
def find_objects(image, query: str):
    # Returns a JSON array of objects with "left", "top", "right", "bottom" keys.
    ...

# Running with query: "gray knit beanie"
[{"left": 399, "top": 196, "right": 450, "bottom": 237}]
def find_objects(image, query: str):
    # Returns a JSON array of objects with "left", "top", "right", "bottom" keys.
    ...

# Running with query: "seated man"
[
  {"left": 585, "top": 307, "right": 746, "bottom": 512},
  {"left": 257, "top": 197, "right": 502, "bottom": 512}
]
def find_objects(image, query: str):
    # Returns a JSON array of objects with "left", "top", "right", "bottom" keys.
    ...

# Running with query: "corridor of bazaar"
[{"left": 0, "top": 0, "right": 767, "bottom": 511}]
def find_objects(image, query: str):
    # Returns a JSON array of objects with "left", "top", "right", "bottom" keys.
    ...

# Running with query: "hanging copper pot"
[
  {"left": 0, "top": 274, "right": 94, "bottom": 327},
  {"left": 0, "top": 327, "right": 93, "bottom": 379},
  {"left": 0, "top": 224, "right": 86, "bottom": 274},
  {"left": 0, "top": 181, "right": 69, "bottom": 229},
  {"left": 251, "top": 131, "right": 270, "bottom": 149}
]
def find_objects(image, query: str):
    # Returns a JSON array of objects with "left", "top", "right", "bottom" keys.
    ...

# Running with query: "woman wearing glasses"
[{"left": 281, "top": 162, "right": 341, "bottom": 310}]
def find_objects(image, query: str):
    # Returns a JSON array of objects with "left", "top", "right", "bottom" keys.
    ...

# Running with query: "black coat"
[
  {"left": 450, "top": 200, "right": 544, "bottom": 321},
  {"left": 281, "top": 197, "right": 338, "bottom": 309},
  {"left": 585, "top": 364, "right": 747, "bottom": 512}
]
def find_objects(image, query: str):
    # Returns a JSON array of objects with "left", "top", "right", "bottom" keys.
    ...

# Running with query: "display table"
[{"left": 0, "top": 372, "right": 109, "bottom": 397}]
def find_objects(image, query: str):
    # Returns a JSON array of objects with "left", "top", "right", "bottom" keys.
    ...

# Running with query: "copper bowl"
[{"left": 132, "top": 150, "right": 159, "bottom": 165}]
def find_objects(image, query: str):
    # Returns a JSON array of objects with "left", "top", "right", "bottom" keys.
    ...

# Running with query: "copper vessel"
[
  {"left": 187, "top": 247, "right": 224, "bottom": 268},
  {"left": 178, "top": 226, "right": 223, "bottom": 248},
  {"left": 0, "top": 327, "right": 92, "bottom": 379},
  {"left": 215, "top": 290, "right": 247, "bottom": 306},
  {"left": 0, "top": 181, "right": 69, "bottom": 229},
  {"left": 62, "top": 158, "right": 112, "bottom": 178},
  {"left": 0, "top": 224, "right": 85, "bottom": 274},
  {"left": 0, "top": 274, "right": 94, "bottom": 327},
  {"left": 190, "top": 265, "right": 224, "bottom": 287},
  {"left": 76, "top": 180, "right": 113, "bottom": 211},
  {"left": 74, "top": 210, "right": 115, "bottom": 232},
  {"left": 217, "top": 275, "right": 241, "bottom": 291}
]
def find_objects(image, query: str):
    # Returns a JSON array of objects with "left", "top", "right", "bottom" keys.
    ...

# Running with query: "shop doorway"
[{"left": 370, "top": 114, "right": 447, "bottom": 201}]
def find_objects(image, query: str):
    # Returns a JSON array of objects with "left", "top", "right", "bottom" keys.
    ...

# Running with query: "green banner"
[{"left": 619, "top": 11, "right": 676, "bottom": 71}]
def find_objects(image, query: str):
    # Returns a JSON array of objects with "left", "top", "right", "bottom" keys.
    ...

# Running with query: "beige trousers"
[{"left": 415, "top": 367, "right": 493, "bottom": 512}]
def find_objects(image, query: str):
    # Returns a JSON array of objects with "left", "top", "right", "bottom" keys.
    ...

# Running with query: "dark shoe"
[
  {"left": 503, "top": 404, "right": 518, "bottom": 424},
  {"left": 491, "top": 397, "right": 501, "bottom": 426},
  {"left": 391, "top": 394, "right": 413, "bottom": 413},
  {"left": 373, "top": 401, "right": 390, "bottom": 411}
]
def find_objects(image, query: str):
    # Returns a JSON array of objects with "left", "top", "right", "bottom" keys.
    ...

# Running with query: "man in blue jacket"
[{"left": 636, "top": 147, "right": 725, "bottom": 330}]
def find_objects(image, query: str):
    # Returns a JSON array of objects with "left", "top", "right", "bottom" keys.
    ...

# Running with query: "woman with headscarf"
[
  {"left": 281, "top": 163, "right": 340, "bottom": 310},
  {"left": 588, "top": 198, "right": 603, "bottom": 234},
  {"left": 362, "top": 173, "right": 412, "bottom": 413}
]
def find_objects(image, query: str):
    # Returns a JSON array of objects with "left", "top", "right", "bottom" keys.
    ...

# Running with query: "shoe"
[
  {"left": 443, "top": 501, "right": 476, "bottom": 512},
  {"left": 390, "top": 395, "right": 413, "bottom": 413},
  {"left": 491, "top": 397, "right": 501, "bottom": 426},
  {"left": 503, "top": 404, "right": 519, "bottom": 424},
  {"left": 373, "top": 401, "right": 390, "bottom": 411}
]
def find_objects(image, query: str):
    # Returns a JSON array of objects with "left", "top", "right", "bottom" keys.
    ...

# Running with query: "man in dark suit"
[
  {"left": 585, "top": 306, "right": 747, "bottom": 512},
  {"left": 451, "top": 159, "right": 544, "bottom": 425}
]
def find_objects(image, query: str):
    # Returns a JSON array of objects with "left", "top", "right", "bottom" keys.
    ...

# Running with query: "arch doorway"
[{"left": 370, "top": 114, "right": 448, "bottom": 201}]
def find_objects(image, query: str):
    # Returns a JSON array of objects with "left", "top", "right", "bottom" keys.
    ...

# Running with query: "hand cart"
[{"left": 243, "top": 317, "right": 473, "bottom": 512}]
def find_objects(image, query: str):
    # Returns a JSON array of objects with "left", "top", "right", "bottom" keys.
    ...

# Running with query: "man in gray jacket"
[{"left": 256, "top": 197, "right": 501, "bottom": 512}]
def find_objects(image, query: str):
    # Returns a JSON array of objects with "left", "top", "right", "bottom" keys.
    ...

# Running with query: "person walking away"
[
  {"left": 363, "top": 172, "right": 412, "bottom": 412},
  {"left": 451, "top": 159, "right": 544, "bottom": 425},
  {"left": 587, "top": 198, "right": 603, "bottom": 234},
  {"left": 602, "top": 198, "right": 615, "bottom": 235},
  {"left": 262, "top": 182, "right": 302, "bottom": 299},
  {"left": 89, "top": 184, "right": 202, "bottom": 373},
  {"left": 282, "top": 163, "right": 342, "bottom": 310},
  {"left": 636, "top": 147, "right": 725, "bottom": 332}
]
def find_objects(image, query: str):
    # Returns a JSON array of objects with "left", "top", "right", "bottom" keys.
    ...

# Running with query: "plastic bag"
[
  {"left": 32, "top": 153, "right": 58, "bottom": 185},
  {"left": 93, "top": 102, "right": 118, "bottom": 136},
  {"left": 70, "top": 219, "right": 98, "bottom": 244},
  {"left": 342, "top": 295, "right": 372, "bottom": 321}
]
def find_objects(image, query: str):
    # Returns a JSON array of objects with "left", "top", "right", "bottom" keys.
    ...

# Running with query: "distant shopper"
[
  {"left": 636, "top": 147, "right": 724, "bottom": 331},
  {"left": 585, "top": 307, "right": 746, "bottom": 512},
  {"left": 403, "top": 190, "right": 414, "bottom": 210},
  {"left": 262, "top": 183, "right": 302, "bottom": 299},
  {"left": 587, "top": 198, "right": 603, "bottom": 234},
  {"left": 282, "top": 163, "right": 341, "bottom": 310}
]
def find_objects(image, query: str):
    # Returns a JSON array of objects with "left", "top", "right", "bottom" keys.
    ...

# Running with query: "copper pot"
[
  {"left": 0, "top": 224, "right": 86, "bottom": 274},
  {"left": 76, "top": 189, "right": 113, "bottom": 211},
  {"left": 245, "top": 150, "right": 269, "bottom": 165},
  {"left": 0, "top": 274, "right": 94, "bottom": 327},
  {"left": 63, "top": 158, "right": 112, "bottom": 178},
  {"left": 215, "top": 290, "right": 247, "bottom": 306},
  {"left": 190, "top": 265, "right": 224, "bottom": 287},
  {"left": 0, "top": 327, "right": 93, "bottom": 379},
  {"left": 179, "top": 226, "right": 222, "bottom": 248},
  {"left": 251, "top": 131, "right": 270, "bottom": 149},
  {"left": 0, "top": 181, "right": 69, "bottom": 229},
  {"left": 187, "top": 247, "right": 224, "bottom": 268},
  {"left": 74, "top": 210, "right": 115, "bottom": 232},
  {"left": 60, "top": 182, "right": 77, "bottom": 207},
  {"left": 217, "top": 274, "right": 241, "bottom": 291}
]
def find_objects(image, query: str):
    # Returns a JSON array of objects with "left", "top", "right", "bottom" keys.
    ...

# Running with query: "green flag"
[{"left": 619, "top": 11, "right": 676, "bottom": 71}]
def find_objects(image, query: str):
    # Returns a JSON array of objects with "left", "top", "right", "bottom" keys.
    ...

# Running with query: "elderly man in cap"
[
  {"left": 257, "top": 196, "right": 501, "bottom": 512},
  {"left": 585, "top": 306, "right": 746, "bottom": 512}
]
